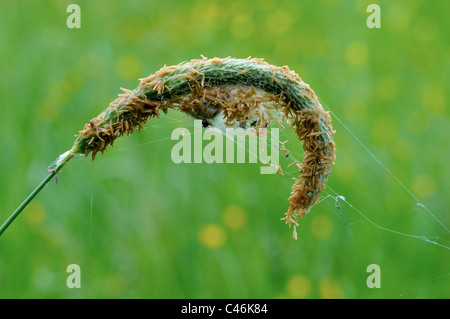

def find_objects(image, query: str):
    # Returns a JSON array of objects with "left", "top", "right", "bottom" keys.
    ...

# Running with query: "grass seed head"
[{"left": 70, "top": 57, "right": 336, "bottom": 235}]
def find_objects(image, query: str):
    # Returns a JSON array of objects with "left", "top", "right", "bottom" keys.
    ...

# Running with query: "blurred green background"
[{"left": 0, "top": 0, "right": 448, "bottom": 298}]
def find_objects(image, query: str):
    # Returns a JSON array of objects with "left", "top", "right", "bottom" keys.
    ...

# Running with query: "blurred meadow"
[{"left": 0, "top": 0, "right": 449, "bottom": 298}]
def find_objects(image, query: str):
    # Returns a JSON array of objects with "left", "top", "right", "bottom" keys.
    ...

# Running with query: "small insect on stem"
[{"left": 48, "top": 169, "right": 58, "bottom": 185}]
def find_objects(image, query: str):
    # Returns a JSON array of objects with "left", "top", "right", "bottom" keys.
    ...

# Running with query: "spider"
[{"left": 202, "top": 118, "right": 212, "bottom": 128}]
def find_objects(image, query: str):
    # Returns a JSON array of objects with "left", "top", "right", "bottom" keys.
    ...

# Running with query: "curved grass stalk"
[{"left": 1, "top": 57, "right": 335, "bottom": 238}]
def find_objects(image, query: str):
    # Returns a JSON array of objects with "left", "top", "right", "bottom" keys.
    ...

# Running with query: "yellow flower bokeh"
[
  {"left": 319, "top": 277, "right": 343, "bottom": 299},
  {"left": 345, "top": 42, "right": 368, "bottom": 67},
  {"left": 221, "top": 205, "right": 247, "bottom": 230},
  {"left": 23, "top": 201, "right": 47, "bottom": 225},
  {"left": 286, "top": 274, "right": 311, "bottom": 298},
  {"left": 310, "top": 215, "right": 333, "bottom": 239},
  {"left": 198, "top": 224, "right": 227, "bottom": 249},
  {"left": 411, "top": 174, "right": 437, "bottom": 199},
  {"left": 116, "top": 55, "right": 142, "bottom": 81}
]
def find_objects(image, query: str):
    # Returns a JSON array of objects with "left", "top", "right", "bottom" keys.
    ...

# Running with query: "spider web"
[
  {"left": 112, "top": 104, "right": 449, "bottom": 250},
  {"left": 102, "top": 98, "right": 449, "bottom": 298}
]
